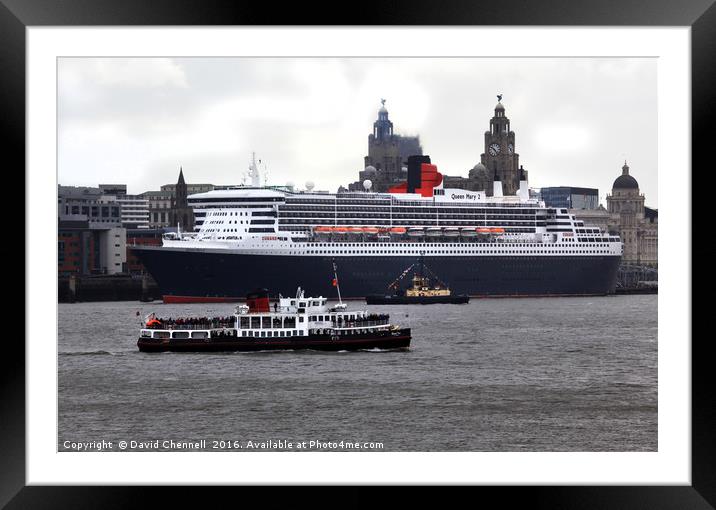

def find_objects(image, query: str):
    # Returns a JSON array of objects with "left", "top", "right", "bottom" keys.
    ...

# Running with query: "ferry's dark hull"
[
  {"left": 366, "top": 294, "right": 470, "bottom": 305},
  {"left": 137, "top": 328, "right": 411, "bottom": 352},
  {"left": 132, "top": 246, "right": 621, "bottom": 302}
]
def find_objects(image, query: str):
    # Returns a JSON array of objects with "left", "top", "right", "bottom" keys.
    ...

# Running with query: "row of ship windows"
[
  {"left": 239, "top": 316, "right": 302, "bottom": 328},
  {"left": 278, "top": 211, "right": 543, "bottom": 218},
  {"left": 290, "top": 200, "right": 545, "bottom": 210},
  {"left": 278, "top": 217, "right": 543, "bottom": 223},
  {"left": 279, "top": 220, "right": 545, "bottom": 227},
  {"left": 309, "top": 242, "right": 589, "bottom": 248},
  {"left": 278, "top": 227, "right": 539, "bottom": 233},
  {"left": 302, "top": 249, "right": 614, "bottom": 254},
  {"left": 207, "top": 211, "right": 250, "bottom": 217},
  {"left": 194, "top": 203, "right": 546, "bottom": 215},
  {"left": 240, "top": 330, "right": 305, "bottom": 337},
  {"left": 245, "top": 249, "right": 615, "bottom": 256},
  {"left": 280, "top": 206, "right": 545, "bottom": 215},
  {"left": 278, "top": 219, "right": 544, "bottom": 225},
  {"left": 191, "top": 204, "right": 277, "bottom": 210}
]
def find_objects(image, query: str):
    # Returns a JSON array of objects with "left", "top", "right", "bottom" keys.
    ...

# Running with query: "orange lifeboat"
[
  {"left": 476, "top": 227, "right": 491, "bottom": 233},
  {"left": 490, "top": 227, "right": 505, "bottom": 233},
  {"left": 348, "top": 227, "right": 364, "bottom": 234},
  {"left": 333, "top": 227, "right": 349, "bottom": 233},
  {"left": 363, "top": 227, "right": 380, "bottom": 234},
  {"left": 314, "top": 226, "right": 332, "bottom": 233},
  {"left": 390, "top": 227, "right": 407, "bottom": 234}
]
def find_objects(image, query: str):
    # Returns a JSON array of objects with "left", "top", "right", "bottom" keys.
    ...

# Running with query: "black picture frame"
[{"left": 6, "top": 0, "right": 713, "bottom": 507}]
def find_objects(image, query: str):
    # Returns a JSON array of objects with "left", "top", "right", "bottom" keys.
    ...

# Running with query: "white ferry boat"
[{"left": 137, "top": 287, "right": 411, "bottom": 352}]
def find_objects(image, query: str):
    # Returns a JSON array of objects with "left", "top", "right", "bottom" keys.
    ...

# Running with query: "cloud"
[
  {"left": 532, "top": 123, "right": 595, "bottom": 154},
  {"left": 57, "top": 57, "right": 657, "bottom": 207},
  {"left": 60, "top": 58, "right": 188, "bottom": 89}
]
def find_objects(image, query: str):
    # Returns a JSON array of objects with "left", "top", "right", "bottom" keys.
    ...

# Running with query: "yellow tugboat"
[{"left": 366, "top": 253, "right": 469, "bottom": 305}]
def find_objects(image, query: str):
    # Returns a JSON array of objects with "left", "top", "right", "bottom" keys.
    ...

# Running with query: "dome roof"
[
  {"left": 613, "top": 174, "right": 639, "bottom": 189},
  {"left": 495, "top": 102, "right": 505, "bottom": 111},
  {"left": 364, "top": 165, "right": 377, "bottom": 173},
  {"left": 613, "top": 161, "right": 639, "bottom": 190},
  {"left": 469, "top": 162, "right": 487, "bottom": 178}
]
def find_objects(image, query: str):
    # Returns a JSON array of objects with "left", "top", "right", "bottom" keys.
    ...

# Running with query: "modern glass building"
[{"left": 539, "top": 187, "right": 599, "bottom": 210}]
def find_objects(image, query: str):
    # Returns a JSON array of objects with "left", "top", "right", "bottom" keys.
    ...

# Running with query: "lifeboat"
[
  {"left": 461, "top": 227, "right": 477, "bottom": 237},
  {"left": 314, "top": 226, "right": 332, "bottom": 233},
  {"left": 407, "top": 227, "right": 424, "bottom": 237},
  {"left": 476, "top": 227, "right": 491, "bottom": 234},
  {"left": 348, "top": 227, "right": 364, "bottom": 234},
  {"left": 426, "top": 227, "right": 442, "bottom": 237},
  {"left": 490, "top": 227, "right": 505, "bottom": 233},
  {"left": 333, "top": 227, "right": 349, "bottom": 234},
  {"left": 443, "top": 227, "right": 460, "bottom": 237},
  {"left": 390, "top": 227, "right": 407, "bottom": 234},
  {"left": 363, "top": 227, "right": 380, "bottom": 234}
]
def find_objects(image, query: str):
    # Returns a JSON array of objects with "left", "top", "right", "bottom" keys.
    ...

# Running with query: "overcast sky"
[{"left": 58, "top": 57, "right": 657, "bottom": 207}]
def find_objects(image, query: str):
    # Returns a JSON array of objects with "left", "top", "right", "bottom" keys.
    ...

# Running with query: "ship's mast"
[
  {"left": 332, "top": 259, "right": 343, "bottom": 305},
  {"left": 248, "top": 152, "right": 261, "bottom": 187}
]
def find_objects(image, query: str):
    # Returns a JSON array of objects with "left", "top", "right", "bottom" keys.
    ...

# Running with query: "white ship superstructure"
[{"left": 163, "top": 177, "right": 621, "bottom": 259}]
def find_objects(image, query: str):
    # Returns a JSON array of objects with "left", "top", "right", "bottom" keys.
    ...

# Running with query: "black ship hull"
[
  {"left": 366, "top": 294, "right": 470, "bottom": 305},
  {"left": 132, "top": 246, "right": 621, "bottom": 302},
  {"left": 137, "top": 328, "right": 411, "bottom": 352}
]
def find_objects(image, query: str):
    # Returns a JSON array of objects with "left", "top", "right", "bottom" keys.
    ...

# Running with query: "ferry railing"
[
  {"left": 144, "top": 323, "right": 235, "bottom": 331},
  {"left": 334, "top": 319, "right": 391, "bottom": 328}
]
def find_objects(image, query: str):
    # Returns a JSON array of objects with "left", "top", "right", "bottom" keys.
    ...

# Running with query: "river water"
[{"left": 58, "top": 295, "right": 657, "bottom": 452}]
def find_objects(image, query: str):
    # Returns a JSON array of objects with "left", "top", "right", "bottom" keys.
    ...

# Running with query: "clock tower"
[{"left": 480, "top": 96, "right": 522, "bottom": 195}]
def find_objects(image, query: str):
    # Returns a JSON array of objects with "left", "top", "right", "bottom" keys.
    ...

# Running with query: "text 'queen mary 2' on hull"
[{"left": 131, "top": 155, "right": 623, "bottom": 303}]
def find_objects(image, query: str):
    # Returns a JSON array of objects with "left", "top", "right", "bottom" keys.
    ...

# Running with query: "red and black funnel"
[{"left": 246, "top": 288, "right": 270, "bottom": 313}]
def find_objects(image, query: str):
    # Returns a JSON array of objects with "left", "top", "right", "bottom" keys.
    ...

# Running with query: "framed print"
[{"left": 6, "top": 0, "right": 714, "bottom": 507}]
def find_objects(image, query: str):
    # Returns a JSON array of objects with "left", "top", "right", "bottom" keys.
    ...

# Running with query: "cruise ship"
[{"left": 132, "top": 155, "right": 622, "bottom": 302}]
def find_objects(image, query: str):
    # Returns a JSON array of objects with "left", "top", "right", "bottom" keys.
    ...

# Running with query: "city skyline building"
[
  {"left": 606, "top": 161, "right": 658, "bottom": 266},
  {"left": 539, "top": 187, "right": 600, "bottom": 210},
  {"left": 347, "top": 100, "right": 423, "bottom": 193}
]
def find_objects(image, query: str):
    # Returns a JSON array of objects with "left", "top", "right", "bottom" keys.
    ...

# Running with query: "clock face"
[
  {"left": 508, "top": 143, "right": 514, "bottom": 154},
  {"left": 488, "top": 143, "right": 501, "bottom": 156}
]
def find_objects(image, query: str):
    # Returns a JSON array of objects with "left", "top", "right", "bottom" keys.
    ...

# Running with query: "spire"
[{"left": 178, "top": 166, "right": 185, "bottom": 184}]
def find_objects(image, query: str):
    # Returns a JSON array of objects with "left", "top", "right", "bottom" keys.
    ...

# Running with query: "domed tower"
[
  {"left": 607, "top": 161, "right": 644, "bottom": 217},
  {"left": 373, "top": 99, "right": 393, "bottom": 141},
  {"left": 480, "top": 95, "right": 520, "bottom": 196},
  {"left": 607, "top": 161, "right": 646, "bottom": 263},
  {"left": 358, "top": 99, "right": 423, "bottom": 192}
]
